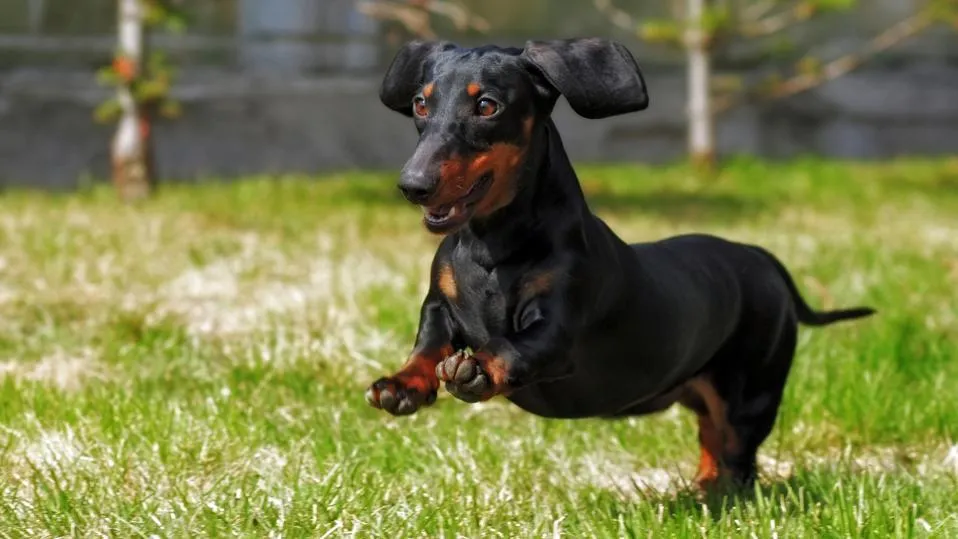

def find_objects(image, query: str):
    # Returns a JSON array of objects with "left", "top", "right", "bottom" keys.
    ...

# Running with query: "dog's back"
[{"left": 629, "top": 233, "right": 873, "bottom": 329}]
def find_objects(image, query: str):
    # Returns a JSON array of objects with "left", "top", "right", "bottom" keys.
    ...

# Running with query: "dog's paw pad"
[
  {"left": 365, "top": 377, "right": 435, "bottom": 416},
  {"left": 437, "top": 353, "right": 493, "bottom": 403}
]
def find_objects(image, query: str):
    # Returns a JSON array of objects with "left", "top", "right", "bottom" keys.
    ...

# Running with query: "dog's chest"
[{"left": 444, "top": 260, "right": 513, "bottom": 345}]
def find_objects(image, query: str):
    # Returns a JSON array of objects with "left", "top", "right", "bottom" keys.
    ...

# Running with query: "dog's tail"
[{"left": 751, "top": 246, "right": 877, "bottom": 326}]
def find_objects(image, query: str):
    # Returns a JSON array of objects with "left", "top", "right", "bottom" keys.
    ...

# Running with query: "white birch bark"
[
  {"left": 112, "top": 0, "right": 153, "bottom": 201},
  {"left": 685, "top": 0, "right": 715, "bottom": 167}
]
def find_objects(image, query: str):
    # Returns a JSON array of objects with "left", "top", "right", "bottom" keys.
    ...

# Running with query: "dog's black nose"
[
  {"left": 398, "top": 183, "right": 434, "bottom": 204},
  {"left": 398, "top": 169, "right": 437, "bottom": 204}
]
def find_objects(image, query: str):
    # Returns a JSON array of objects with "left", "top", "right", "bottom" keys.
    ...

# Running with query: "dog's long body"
[{"left": 365, "top": 38, "right": 874, "bottom": 488}]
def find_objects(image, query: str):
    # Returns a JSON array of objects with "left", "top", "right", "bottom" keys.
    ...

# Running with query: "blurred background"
[{"left": 0, "top": 0, "right": 956, "bottom": 194}]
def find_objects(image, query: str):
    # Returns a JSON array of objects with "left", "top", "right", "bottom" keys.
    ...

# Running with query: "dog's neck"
[{"left": 456, "top": 119, "right": 591, "bottom": 265}]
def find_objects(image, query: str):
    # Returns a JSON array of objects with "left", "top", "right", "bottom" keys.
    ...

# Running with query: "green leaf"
[
  {"left": 755, "top": 72, "right": 784, "bottom": 96},
  {"left": 159, "top": 100, "right": 183, "bottom": 119},
  {"left": 95, "top": 67, "right": 121, "bottom": 87},
  {"left": 807, "top": 0, "right": 857, "bottom": 12},
  {"left": 94, "top": 100, "right": 123, "bottom": 123},
  {"left": 142, "top": 3, "right": 166, "bottom": 26},
  {"left": 134, "top": 78, "right": 170, "bottom": 102},
  {"left": 639, "top": 19, "right": 682, "bottom": 45},
  {"left": 703, "top": 4, "right": 733, "bottom": 33},
  {"left": 710, "top": 74, "right": 745, "bottom": 92},
  {"left": 927, "top": 0, "right": 958, "bottom": 20},
  {"left": 164, "top": 12, "right": 189, "bottom": 33},
  {"left": 768, "top": 35, "right": 797, "bottom": 56},
  {"left": 796, "top": 56, "right": 823, "bottom": 76}
]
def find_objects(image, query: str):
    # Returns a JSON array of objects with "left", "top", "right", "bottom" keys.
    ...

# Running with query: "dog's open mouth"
[{"left": 421, "top": 173, "right": 493, "bottom": 232}]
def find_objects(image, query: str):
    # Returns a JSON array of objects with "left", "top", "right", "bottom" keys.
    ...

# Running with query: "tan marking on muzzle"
[{"left": 432, "top": 116, "right": 536, "bottom": 213}]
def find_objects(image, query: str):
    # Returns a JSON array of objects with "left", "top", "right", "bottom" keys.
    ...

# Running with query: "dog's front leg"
[
  {"left": 366, "top": 293, "right": 458, "bottom": 416},
  {"left": 436, "top": 294, "right": 572, "bottom": 403}
]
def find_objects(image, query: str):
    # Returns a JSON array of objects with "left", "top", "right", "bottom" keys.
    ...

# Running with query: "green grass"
[{"left": 1, "top": 157, "right": 957, "bottom": 537}]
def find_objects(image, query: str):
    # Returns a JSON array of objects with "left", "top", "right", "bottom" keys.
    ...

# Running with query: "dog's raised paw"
[
  {"left": 436, "top": 351, "right": 500, "bottom": 403},
  {"left": 365, "top": 377, "right": 436, "bottom": 416}
]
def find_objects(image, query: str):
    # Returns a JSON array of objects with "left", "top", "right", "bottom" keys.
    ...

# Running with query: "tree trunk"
[
  {"left": 685, "top": 0, "right": 715, "bottom": 170},
  {"left": 112, "top": 0, "right": 154, "bottom": 202}
]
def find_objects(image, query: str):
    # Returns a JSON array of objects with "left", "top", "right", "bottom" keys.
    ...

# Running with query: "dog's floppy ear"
[
  {"left": 520, "top": 38, "right": 649, "bottom": 119},
  {"left": 379, "top": 40, "right": 454, "bottom": 116}
]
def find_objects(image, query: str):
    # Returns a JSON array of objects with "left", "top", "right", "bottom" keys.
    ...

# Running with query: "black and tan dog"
[{"left": 364, "top": 37, "right": 875, "bottom": 489}]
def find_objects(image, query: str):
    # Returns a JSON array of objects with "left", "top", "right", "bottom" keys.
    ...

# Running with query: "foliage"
[
  {"left": 94, "top": 0, "right": 187, "bottom": 124},
  {"left": 356, "top": 0, "right": 490, "bottom": 41},
  {"left": 596, "top": 0, "right": 956, "bottom": 114}
]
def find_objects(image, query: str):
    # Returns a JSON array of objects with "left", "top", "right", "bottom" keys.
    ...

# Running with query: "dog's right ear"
[{"left": 379, "top": 40, "right": 454, "bottom": 116}]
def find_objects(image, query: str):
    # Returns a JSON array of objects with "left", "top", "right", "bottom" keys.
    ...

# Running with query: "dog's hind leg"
[
  {"left": 680, "top": 377, "right": 742, "bottom": 489},
  {"left": 681, "top": 313, "right": 799, "bottom": 490},
  {"left": 726, "top": 317, "right": 798, "bottom": 487}
]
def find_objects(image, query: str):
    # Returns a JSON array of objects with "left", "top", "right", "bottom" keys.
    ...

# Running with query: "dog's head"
[{"left": 380, "top": 38, "right": 649, "bottom": 234}]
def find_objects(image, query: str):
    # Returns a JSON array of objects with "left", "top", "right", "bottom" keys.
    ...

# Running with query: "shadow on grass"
[{"left": 646, "top": 475, "right": 831, "bottom": 520}]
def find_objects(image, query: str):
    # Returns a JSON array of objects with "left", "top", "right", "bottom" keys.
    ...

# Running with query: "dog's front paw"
[
  {"left": 436, "top": 351, "right": 509, "bottom": 403},
  {"left": 365, "top": 376, "right": 437, "bottom": 416}
]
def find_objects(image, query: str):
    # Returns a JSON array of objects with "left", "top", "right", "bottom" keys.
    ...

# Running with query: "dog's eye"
[
  {"left": 476, "top": 97, "right": 499, "bottom": 118},
  {"left": 413, "top": 96, "right": 428, "bottom": 118}
]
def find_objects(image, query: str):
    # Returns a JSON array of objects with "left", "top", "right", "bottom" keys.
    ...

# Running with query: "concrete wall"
[{"left": 2, "top": 58, "right": 957, "bottom": 189}]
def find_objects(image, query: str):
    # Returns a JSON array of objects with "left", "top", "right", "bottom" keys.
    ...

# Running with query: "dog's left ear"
[
  {"left": 380, "top": 40, "right": 455, "bottom": 116},
  {"left": 520, "top": 38, "right": 649, "bottom": 119}
]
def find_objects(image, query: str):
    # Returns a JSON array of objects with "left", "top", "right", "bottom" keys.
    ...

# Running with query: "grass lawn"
[{"left": 1, "top": 157, "right": 957, "bottom": 537}]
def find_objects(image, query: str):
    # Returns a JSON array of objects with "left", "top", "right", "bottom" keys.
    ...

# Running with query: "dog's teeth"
[{"left": 447, "top": 205, "right": 459, "bottom": 218}]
